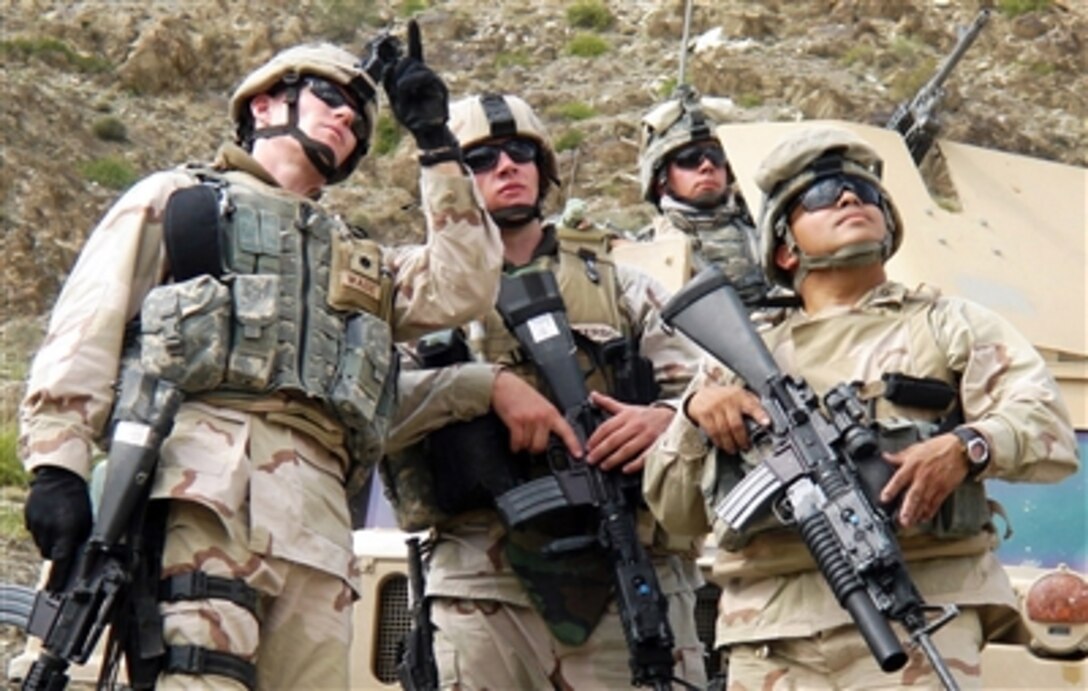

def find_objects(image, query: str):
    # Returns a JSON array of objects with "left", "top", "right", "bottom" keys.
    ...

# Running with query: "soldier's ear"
[
  {"left": 250, "top": 93, "right": 278, "bottom": 127},
  {"left": 775, "top": 243, "right": 799, "bottom": 272}
]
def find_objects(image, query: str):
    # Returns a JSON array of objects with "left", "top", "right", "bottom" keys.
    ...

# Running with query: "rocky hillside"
[{"left": 1, "top": 0, "right": 1085, "bottom": 418}]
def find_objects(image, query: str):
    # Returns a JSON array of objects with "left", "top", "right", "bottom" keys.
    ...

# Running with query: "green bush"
[
  {"left": 566, "top": 33, "right": 610, "bottom": 58},
  {"left": 372, "top": 114, "right": 402, "bottom": 157},
  {"left": 552, "top": 102, "right": 597, "bottom": 121},
  {"left": 495, "top": 49, "right": 531, "bottom": 69},
  {"left": 566, "top": 0, "right": 614, "bottom": 31},
  {"left": 79, "top": 156, "right": 139, "bottom": 190},
  {"left": 841, "top": 44, "right": 875, "bottom": 67},
  {"left": 400, "top": 0, "right": 429, "bottom": 16},
  {"left": 0, "top": 37, "right": 110, "bottom": 73},
  {"left": 92, "top": 116, "right": 128, "bottom": 143},
  {"left": 554, "top": 129, "right": 585, "bottom": 152},
  {"left": 997, "top": 0, "right": 1050, "bottom": 17},
  {"left": 737, "top": 92, "right": 763, "bottom": 108},
  {"left": 0, "top": 426, "right": 27, "bottom": 488},
  {"left": 658, "top": 77, "right": 678, "bottom": 99}
]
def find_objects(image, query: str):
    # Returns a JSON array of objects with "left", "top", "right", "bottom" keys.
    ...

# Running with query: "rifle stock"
[
  {"left": 661, "top": 266, "right": 962, "bottom": 690},
  {"left": 495, "top": 271, "right": 678, "bottom": 689}
]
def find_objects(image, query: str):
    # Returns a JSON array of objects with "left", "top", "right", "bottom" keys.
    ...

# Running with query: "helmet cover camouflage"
[
  {"left": 754, "top": 125, "right": 904, "bottom": 288},
  {"left": 638, "top": 86, "right": 734, "bottom": 207}
]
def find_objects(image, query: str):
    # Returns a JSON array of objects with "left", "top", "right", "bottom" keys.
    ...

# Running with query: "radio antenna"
[{"left": 677, "top": 0, "right": 694, "bottom": 88}]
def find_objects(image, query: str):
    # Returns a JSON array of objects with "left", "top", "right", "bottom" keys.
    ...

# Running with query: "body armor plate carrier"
[{"left": 146, "top": 168, "right": 397, "bottom": 468}]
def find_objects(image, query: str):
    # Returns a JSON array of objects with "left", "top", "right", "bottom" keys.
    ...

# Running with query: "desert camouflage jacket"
[
  {"left": 19, "top": 144, "right": 501, "bottom": 583},
  {"left": 644, "top": 280, "right": 1079, "bottom": 644}
]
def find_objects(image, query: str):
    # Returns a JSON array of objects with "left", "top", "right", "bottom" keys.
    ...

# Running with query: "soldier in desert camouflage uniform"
[
  {"left": 637, "top": 86, "right": 768, "bottom": 307},
  {"left": 381, "top": 93, "right": 708, "bottom": 689},
  {"left": 643, "top": 125, "right": 1080, "bottom": 689},
  {"left": 19, "top": 37, "right": 501, "bottom": 689}
]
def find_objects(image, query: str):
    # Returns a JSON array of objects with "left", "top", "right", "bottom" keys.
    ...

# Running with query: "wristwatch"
[{"left": 952, "top": 426, "right": 991, "bottom": 479}]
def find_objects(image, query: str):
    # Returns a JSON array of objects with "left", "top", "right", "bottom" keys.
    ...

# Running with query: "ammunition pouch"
[
  {"left": 140, "top": 276, "right": 231, "bottom": 392},
  {"left": 879, "top": 418, "right": 990, "bottom": 539}
]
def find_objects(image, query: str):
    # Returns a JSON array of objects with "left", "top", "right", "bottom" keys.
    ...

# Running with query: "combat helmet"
[
  {"left": 230, "top": 42, "right": 380, "bottom": 185},
  {"left": 449, "top": 93, "right": 560, "bottom": 226},
  {"left": 754, "top": 126, "right": 904, "bottom": 290},
  {"left": 639, "top": 85, "right": 734, "bottom": 208}
]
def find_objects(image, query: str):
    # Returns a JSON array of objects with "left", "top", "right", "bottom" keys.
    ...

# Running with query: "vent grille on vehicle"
[{"left": 374, "top": 574, "right": 410, "bottom": 683}]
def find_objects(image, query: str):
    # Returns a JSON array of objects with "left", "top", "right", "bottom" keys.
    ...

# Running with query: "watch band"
[{"left": 953, "top": 426, "right": 990, "bottom": 479}]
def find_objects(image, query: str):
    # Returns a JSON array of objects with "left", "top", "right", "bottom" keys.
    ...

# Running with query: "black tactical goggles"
[
  {"left": 463, "top": 138, "right": 539, "bottom": 173},
  {"left": 788, "top": 174, "right": 883, "bottom": 215},
  {"left": 669, "top": 142, "right": 727, "bottom": 170},
  {"left": 303, "top": 77, "right": 369, "bottom": 140}
]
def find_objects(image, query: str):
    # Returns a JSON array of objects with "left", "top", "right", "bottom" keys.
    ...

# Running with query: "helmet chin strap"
[
  {"left": 786, "top": 232, "right": 887, "bottom": 292},
  {"left": 252, "top": 86, "right": 340, "bottom": 182},
  {"left": 489, "top": 204, "right": 540, "bottom": 229}
]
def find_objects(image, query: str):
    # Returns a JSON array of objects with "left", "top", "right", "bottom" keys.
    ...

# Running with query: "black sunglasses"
[
  {"left": 463, "top": 138, "right": 539, "bottom": 173},
  {"left": 670, "top": 143, "right": 727, "bottom": 170},
  {"left": 789, "top": 174, "right": 882, "bottom": 214},
  {"left": 303, "top": 77, "right": 369, "bottom": 140}
]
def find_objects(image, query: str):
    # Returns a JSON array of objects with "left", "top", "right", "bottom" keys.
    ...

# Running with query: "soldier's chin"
[{"left": 687, "top": 191, "right": 728, "bottom": 210}]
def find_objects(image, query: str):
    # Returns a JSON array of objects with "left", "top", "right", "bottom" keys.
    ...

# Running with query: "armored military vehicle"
[{"left": 4, "top": 120, "right": 1084, "bottom": 689}]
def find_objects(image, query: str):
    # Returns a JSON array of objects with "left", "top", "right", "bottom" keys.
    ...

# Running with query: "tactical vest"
[
  {"left": 712, "top": 285, "right": 990, "bottom": 551},
  {"left": 139, "top": 168, "right": 397, "bottom": 469}
]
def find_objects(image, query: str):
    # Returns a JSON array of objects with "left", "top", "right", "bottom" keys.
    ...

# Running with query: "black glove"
[
  {"left": 382, "top": 20, "right": 457, "bottom": 152},
  {"left": 25, "top": 466, "right": 93, "bottom": 568}
]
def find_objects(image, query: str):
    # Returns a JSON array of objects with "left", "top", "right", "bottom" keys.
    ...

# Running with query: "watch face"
[{"left": 966, "top": 437, "right": 989, "bottom": 463}]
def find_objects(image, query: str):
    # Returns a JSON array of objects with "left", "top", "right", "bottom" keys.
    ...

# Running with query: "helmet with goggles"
[
  {"left": 229, "top": 42, "right": 380, "bottom": 185},
  {"left": 449, "top": 93, "right": 560, "bottom": 226},
  {"left": 638, "top": 85, "right": 734, "bottom": 208},
  {"left": 449, "top": 93, "right": 559, "bottom": 191},
  {"left": 754, "top": 126, "right": 904, "bottom": 289}
]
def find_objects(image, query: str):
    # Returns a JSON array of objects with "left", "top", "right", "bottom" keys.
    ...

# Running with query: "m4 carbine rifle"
[
  {"left": 886, "top": 9, "right": 990, "bottom": 164},
  {"left": 661, "top": 267, "right": 962, "bottom": 691},
  {"left": 492, "top": 270, "right": 681, "bottom": 690},
  {"left": 23, "top": 367, "right": 182, "bottom": 691}
]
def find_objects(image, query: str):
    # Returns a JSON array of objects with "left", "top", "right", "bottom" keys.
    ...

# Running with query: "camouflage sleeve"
[
  {"left": 615, "top": 263, "right": 701, "bottom": 404},
  {"left": 386, "top": 361, "right": 501, "bottom": 454},
  {"left": 18, "top": 170, "right": 194, "bottom": 479},
  {"left": 642, "top": 366, "right": 718, "bottom": 537},
  {"left": 384, "top": 167, "right": 502, "bottom": 342},
  {"left": 932, "top": 296, "right": 1079, "bottom": 483}
]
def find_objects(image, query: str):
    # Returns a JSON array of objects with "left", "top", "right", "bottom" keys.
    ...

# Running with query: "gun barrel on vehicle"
[{"left": 886, "top": 8, "right": 990, "bottom": 163}]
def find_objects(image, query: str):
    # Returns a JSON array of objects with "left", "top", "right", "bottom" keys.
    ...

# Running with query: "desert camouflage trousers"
[
  {"left": 156, "top": 501, "right": 355, "bottom": 690},
  {"left": 431, "top": 587, "right": 707, "bottom": 690},
  {"left": 724, "top": 607, "right": 983, "bottom": 690}
]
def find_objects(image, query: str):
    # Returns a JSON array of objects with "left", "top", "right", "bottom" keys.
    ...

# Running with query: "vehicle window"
[{"left": 987, "top": 430, "right": 1087, "bottom": 573}]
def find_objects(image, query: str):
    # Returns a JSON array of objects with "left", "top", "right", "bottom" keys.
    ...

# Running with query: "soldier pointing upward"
[{"left": 20, "top": 31, "right": 501, "bottom": 689}]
